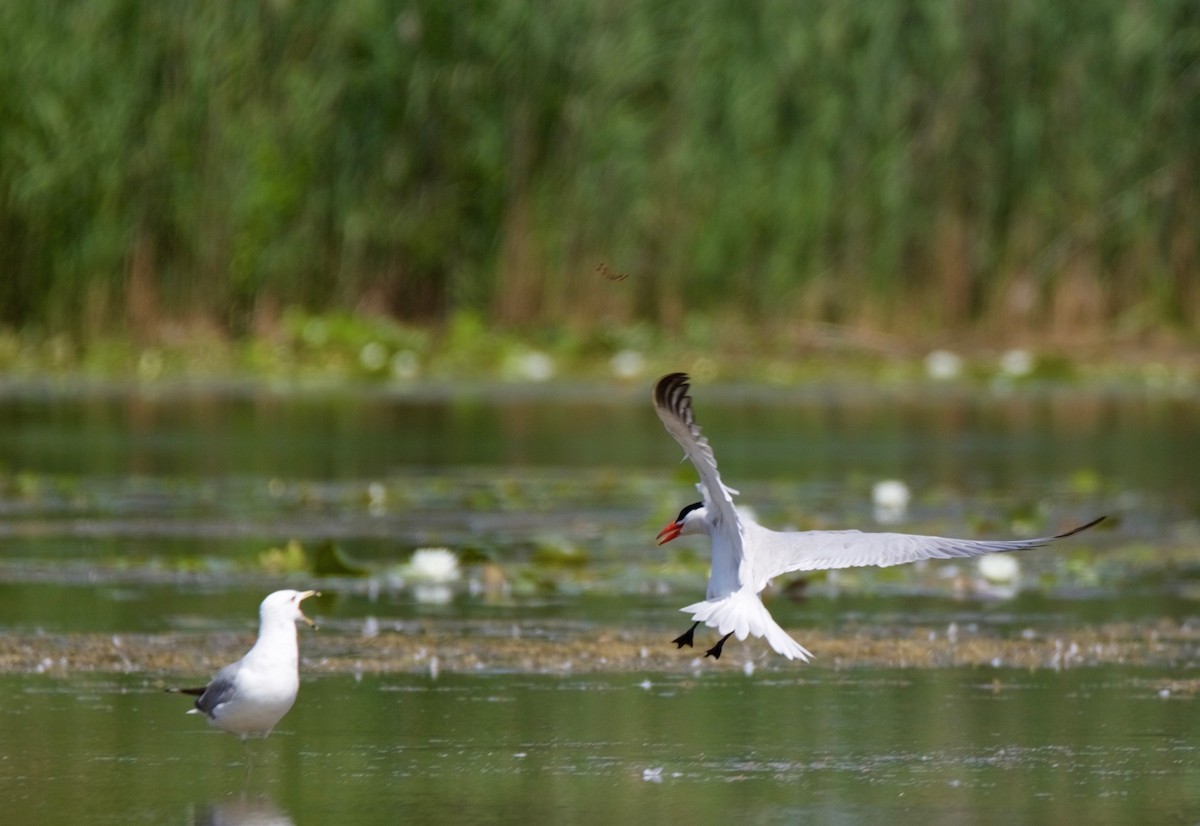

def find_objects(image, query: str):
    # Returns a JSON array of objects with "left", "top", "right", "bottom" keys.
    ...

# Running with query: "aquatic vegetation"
[
  {"left": 312, "top": 542, "right": 369, "bottom": 577},
  {"left": 1067, "top": 469, "right": 1103, "bottom": 497},
  {"left": 531, "top": 539, "right": 590, "bottom": 569},
  {"left": 0, "top": 383, "right": 1190, "bottom": 649},
  {"left": 0, "top": 311, "right": 1196, "bottom": 389},
  {"left": 259, "top": 540, "right": 308, "bottom": 574}
]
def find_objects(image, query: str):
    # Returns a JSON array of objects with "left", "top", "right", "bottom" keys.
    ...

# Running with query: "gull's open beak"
[
  {"left": 656, "top": 522, "right": 683, "bottom": 546},
  {"left": 299, "top": 590, "right": 321, "bottom": 629}
]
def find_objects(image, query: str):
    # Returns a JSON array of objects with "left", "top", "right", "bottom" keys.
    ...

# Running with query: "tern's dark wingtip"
[
  {"left": 653, "top": 372, "right": 690, "bottom": 408},
  {"left": 655, "top": 372, "right": 688, "bottom": 393},
  {"left": 1054, "top": 515, "right": 1107, "bottom": 539}
]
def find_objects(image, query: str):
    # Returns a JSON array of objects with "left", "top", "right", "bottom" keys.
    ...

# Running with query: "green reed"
[{"left": 0, "top": 0, "right": 1195, "bottom": 339}]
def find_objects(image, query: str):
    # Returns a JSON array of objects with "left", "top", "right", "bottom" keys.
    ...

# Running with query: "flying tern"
[{"left": 653, "top": 372, "right": 1105, "bottom": 662}]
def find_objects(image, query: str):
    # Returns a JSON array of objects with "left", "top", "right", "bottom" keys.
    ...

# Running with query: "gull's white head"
[
  {"left": 656, "top": 502, "right": 709, "bottom": 545},
  {"left": 260, "top": 589, "right": 321, "bottom": 628}
]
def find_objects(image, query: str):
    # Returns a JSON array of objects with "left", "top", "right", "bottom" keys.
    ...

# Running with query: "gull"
[
  {"left": 172, "top": 590, "right": 320, "bottom": 739},
  {"left": 653, "top": 372, "right": 1105, "bottom": 662}
]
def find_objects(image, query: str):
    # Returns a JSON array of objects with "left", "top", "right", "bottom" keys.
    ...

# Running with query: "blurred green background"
[{"left": 1, "top": 0, "right": 1196, "bottom": 363}]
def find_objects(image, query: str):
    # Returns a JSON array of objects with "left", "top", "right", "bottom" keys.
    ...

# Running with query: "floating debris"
[{"left": 2, "top": 619, "right": 1197, "bottom": 677}]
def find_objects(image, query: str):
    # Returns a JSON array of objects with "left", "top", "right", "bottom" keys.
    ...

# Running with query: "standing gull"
[
  {"left": 172, "top": 590, "right": 320, "bottom": 738},
  {"left": 653, "top": 372, "right": 1105, "bottom": 661}
]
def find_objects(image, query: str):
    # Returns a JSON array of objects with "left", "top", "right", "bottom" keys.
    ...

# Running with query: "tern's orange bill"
[{"left": 656, "top": 522, "right": 682, "bottom": 545}]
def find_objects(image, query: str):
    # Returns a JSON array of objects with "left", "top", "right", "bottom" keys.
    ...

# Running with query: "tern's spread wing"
[
  {"left": 654, "top": 373, "right": 746, "bottom": 568},
  {"left": 756, "top": 517, "right": 1105, "bottom": 586}
]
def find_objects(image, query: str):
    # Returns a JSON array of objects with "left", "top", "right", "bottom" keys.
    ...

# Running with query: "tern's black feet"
[
  {"left": 704, "top": 631, "right": 734, "bottom": 660},
  {"left": 673, "top": 621, "right": 700, "bottom": 649}
]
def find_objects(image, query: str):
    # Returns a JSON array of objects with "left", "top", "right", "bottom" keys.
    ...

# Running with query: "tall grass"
[{"left": 0, "top": 0, "right": 1195, "bottom": 340}]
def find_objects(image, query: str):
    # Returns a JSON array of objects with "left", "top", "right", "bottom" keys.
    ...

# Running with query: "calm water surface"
[
  {"left": 0, "top": 380, "right": 1197, "bottom": 823},
  {"left": 3, "top": 669, "right": 1198, "bottom": 825},
  {"left": 0, "top": 381, "right": 1187, "bottom": 573}
]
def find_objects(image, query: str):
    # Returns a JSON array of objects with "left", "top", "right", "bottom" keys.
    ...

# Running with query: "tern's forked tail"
[{"left": 681, "top": 592, "right": 814, "bottom": 662}]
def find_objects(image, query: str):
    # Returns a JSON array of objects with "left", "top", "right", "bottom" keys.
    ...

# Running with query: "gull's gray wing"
[{"left": 193, "top": 663, "right": 241, "bottom": 718}]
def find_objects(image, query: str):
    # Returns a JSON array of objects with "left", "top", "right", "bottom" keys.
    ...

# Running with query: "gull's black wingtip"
[
  {"left": 165, "top": 686, "right": 206, "bottom": 696},
  {"left": 1054, "top": 515, "right": 1107, "bottom": 539}
]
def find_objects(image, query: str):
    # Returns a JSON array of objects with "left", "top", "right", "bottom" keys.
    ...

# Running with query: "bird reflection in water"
[{"left": 193, "top": 795, "right": 294, "bottom": 826}]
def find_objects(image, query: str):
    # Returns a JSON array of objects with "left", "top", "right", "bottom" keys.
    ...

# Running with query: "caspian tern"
[{"left": 653, "top": 372, "right": 1105, "bottom": 662}]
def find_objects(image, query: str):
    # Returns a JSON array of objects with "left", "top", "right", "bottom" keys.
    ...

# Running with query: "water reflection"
[
  {"left": 194, "top": 795, "right": 293, "bottom": 826},
  {"left": 0, "top": 384, "right": 1194, "bottom": 502}
]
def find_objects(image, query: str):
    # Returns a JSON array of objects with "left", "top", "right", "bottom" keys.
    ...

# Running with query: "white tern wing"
[
  {"left": 754, "top": 517, "right": 1105, "bottom": 588},
  {"left": 654, "top": 373, "right": 746, "bottom": 578}
]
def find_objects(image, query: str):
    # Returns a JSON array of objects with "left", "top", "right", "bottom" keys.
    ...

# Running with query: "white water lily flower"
[
  {"left": 999, "top": 349, "right": 1034, "bottom": 377},
  {"left": 413, "top": 583, "right": 454, "bottom": 605},
  {"left": 978, "top": 553, "right": 1020, "bottom": 585},
  {"left": 359, "top": 341, "right": 388, "bottom": 371},
  {"left": 925, "top": 349, "right": 963, "bottom": 380},
  {"left": 610, "top": 349, "right": 645, "bottom": 379},
  {"left": 872, "top": 479, "right": 911, "bottom": 524},
  {"left": 872, "top": 480, "right": 911, "bottom": 509},
  {"left": 507, "top": 350, "right": 555, "bottom": 381},
  {"left": 406, "top": 547, "right": 461, "bottom": 583},
  {"left": 391, "top": 350, "right": 420, "bottom": 381}
]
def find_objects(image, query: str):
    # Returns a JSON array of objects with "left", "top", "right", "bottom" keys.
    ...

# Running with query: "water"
[
  {"left": 3, "top": 669, "right": 1198, "bottom": 824},
  {"left": 0, "top": 379, "right": 1197, "bottom": 823},
  {"left": 0, "top": 381, "right": 1189, "bottom": 579}
]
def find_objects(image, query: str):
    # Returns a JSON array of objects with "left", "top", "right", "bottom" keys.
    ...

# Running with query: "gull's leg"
[
  {"left": 240, "top": 737, "right": 255, "bottom": 780},
  {"left": 704, "top": 631, "right": 734, "bottom": 660},
  {"left": 672, "top": 621, "right": 700, "bottom": 649}
]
